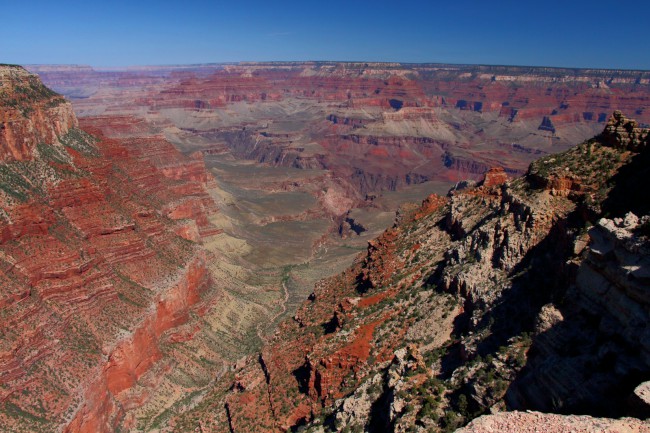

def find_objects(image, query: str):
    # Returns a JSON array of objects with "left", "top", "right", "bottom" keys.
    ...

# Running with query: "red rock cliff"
[
  {"left": 0, "top": 66, "right": 77, "bottom": 161},
  {"left": 0, "top": 72, "right": 224, "bottom": 433}
]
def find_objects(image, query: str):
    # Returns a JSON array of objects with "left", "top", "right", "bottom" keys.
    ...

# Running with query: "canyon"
[
  {"left": 167, "top": 112, "right": 650, "bottom": 433},
  {"left": 29, "top": 62, "right": 650, "bottom": 197},
  {"left": 0, "top": 62, "right": 648, "bottom": 432}
]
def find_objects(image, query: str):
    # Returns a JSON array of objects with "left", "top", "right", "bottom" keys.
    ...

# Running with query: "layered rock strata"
[
  {"left": 0, "top": 66, "right": 77, "bottom": 160},
  {"left": 27, "top": 62, "right": 650, "bottom": 204},
  {"left": 168, "top": 113, "right": 650, "bottom": 432},
  {"left": 0, "top": 67, "right": 223, "bottom": 433}
]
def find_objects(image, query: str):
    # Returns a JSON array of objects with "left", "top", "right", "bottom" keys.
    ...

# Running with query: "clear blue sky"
[{"left": 2, "top": 0, "right": 649, "bottom": 69}]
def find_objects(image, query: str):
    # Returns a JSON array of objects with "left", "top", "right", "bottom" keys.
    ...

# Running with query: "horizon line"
[{"left": 20, "top": 60, "right": 650, "bottom": 74}]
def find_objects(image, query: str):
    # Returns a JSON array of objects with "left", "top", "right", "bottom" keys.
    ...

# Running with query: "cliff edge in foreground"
[{"left": 169, "top": 111, "right": 649, "bottom": 432}]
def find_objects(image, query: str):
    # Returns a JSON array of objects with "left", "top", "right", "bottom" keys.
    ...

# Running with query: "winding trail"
[{"left": 256, "top": 277, "right": 290, "bottom": 344}]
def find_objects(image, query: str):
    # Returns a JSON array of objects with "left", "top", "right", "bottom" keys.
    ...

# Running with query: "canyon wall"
[
  {"left": 27, "top": 62, "right": 650, "bottom": 204},
  {"left": 10, "top": 62, "right": 649, "bottom": 431},
  {"left": 0, "top": 67, "right": 224, "bottom": 432},
  {"left": 0, "top": 66, "right": 77, "bottom": 160}
]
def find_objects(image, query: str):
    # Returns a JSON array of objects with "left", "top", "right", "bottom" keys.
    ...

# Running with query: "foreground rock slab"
[{"left": 456, "top": 411, "right": 650, "bottom": 433}]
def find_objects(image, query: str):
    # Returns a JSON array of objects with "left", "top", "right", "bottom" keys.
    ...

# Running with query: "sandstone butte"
[{"left": 0, "top": 64, "right": 649, "bottom": 433}]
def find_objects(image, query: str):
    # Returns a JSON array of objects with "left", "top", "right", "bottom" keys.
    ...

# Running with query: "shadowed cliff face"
[
  {"left": 505, "top": 112, "right": 650, "bottom": 417},
  {"left": 167, "top": 113, "right": 650, "bottom": 433}
]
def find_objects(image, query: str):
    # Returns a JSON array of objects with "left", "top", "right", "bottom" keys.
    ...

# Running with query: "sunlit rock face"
[
  {"left": 27, "top": 62, "right": 650, "bottom": 203},
  {"left": 168, "top": 115, "right": 650, "bottom": 433},
  {"left": 0, "top": 66, "right": 77, "bottom": 161},
  {"left": 0, "top": 68, "right": 223, "bottom": 433}
]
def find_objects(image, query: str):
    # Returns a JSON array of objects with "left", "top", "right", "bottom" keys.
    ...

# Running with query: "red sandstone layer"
[
  {"left": 0, "top": 66, "right": 77, "bottom": 160},
  {"left": 0, "top": 92, "right": 223, "bottom": 431}
]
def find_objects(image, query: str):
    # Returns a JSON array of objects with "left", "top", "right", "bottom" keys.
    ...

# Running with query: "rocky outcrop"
[
  {"left": 479, "top": 167, "right": 509, "bottom": 188},
  {"left": 509, "top": 212, "right": 650, "bottom": 415},
  {"left": 580, "top": 213, "right": 650, "bottom": 343},
  {"left": 168, "top": 113, "right": 649, "bottom": 432},
  {"left": 0, "top": 66, "right": 77, "bottom": 160},
  {"left": 456, "top": 411, "right": 650, "bottom": 433},
  {"left": 631, "top": 381, "right": 650, "bottom": 418},
  {"left": 601, "top": 110, "right": 649, "bottom": 151}
]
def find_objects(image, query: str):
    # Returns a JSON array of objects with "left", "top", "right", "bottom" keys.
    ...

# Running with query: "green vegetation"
[
  {"left": 44, "top": 97, "right": 67, "bottom": 109},
  {"left": 117, "top": 292, "right": 146, "bottom": 308},
  {"left": 0, "top": 143, "right": 90, "bottom": 202},
  {"left": 0, "top": 130, "right": 98, "bottom": 202},
  {"left": 14, "top": 78, "right": 58, "bottom": 101},
  {"left": 0, "top": 163, "right": 36, "bottom": 201},
  {"left": 0, "top": 401, "right": 50, "bottom": 431},
  {"left": 59, "top": 128, "right": 100, "bottom": 157},
  {"left": 36, "top": 142, "right": 69, "bottom": 165},
  {"left": 529, "top": 140, "right": 624, "bottom": 184},
  {"left": 0, "top": 72, "right": 61, "bottom": 117}
]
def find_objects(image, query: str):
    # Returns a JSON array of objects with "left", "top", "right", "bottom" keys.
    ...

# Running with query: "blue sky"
[{"left": 1, "top": 0, "right": 649, "bottom": 69}]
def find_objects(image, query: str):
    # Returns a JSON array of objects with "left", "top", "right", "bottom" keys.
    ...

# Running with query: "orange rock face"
[
  {"left": 415, "top": 193, "right": 449, "bottom": 219},
  {"left": 307, "top": 317, "right": 385, "bottom": 403},
  {"left": 66, "top": 256, "right": 210, "bottom": 433},
  {"left": 142, "top": 67, "right": 427, "bottom": 110},
  {"left": 481, "top": 167, "right": 509, "bottom": 188}
]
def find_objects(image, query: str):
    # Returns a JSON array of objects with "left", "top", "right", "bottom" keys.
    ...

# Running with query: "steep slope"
[
  {"left": 0, "top": 65, "right": 77, "bottom": 160},
  {"left": 168, "top": 111, "right": 649, "bottom": 432},
  {"left": 1, "top": 65, "right": 395, "bottom": 433},
  {"left": 0, "top": 66, "right": 225, "bottom": 433}
]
